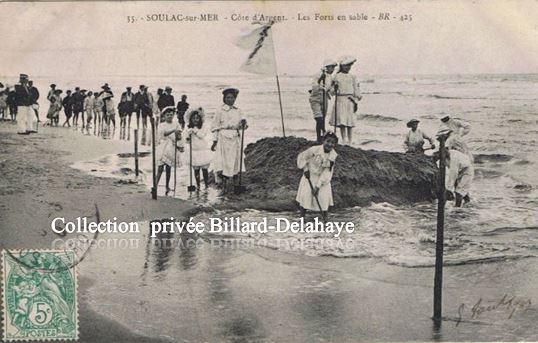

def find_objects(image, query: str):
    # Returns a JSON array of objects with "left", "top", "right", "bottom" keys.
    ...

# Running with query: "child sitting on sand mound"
[{"left": 296, "top": 132, "right": 338, "bottom": 220}]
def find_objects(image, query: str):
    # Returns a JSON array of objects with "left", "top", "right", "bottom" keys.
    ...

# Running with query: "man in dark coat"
[
  {"left": 28, "top": 80, "right": 40, "bottom": 126},
  {"left": 14, "top": 73, "right": 34, "bottom": 134},
  {"left": 157, "top": 86, "right": 175, "bottom": 112},
  {"left": 7, "top": 87, "right": 18, "bottom": 121},
  {"left": 119, "top": 86, "right": 135, "bottom": 128},
  {"left": 72, "top": 87, "right": 85, "bottom": 128},
  {"left": 62, "top": 90, "right": 74, "bottom": 127},
  {"left": 176, "top": 94, "right": 189, "bottom": 128}
]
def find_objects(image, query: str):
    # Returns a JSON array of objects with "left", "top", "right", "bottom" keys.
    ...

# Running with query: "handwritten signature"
[{"left": 456, "top": 294, "right": 532, "bottom": 327}]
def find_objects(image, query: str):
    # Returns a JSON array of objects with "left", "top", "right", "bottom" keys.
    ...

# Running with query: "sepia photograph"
[{"left": 0, "top": 1, "right": 537, "bottom": 342}]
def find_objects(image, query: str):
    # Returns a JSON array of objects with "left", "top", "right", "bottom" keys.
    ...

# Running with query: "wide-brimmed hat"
[
  {"left": 222, "top": 87, "right": 239, "bottom": 96},
  {"left": 19, "top": 73, "right": 29, "bottom": 80},
  {"left": 339, "top": 56, "right": 357, "bottom": 65},
  {"left": 126, "top": 86, "right": 132, "bottom": 90},
  {"left": 50, "top": 84, "right": 56, "bottom": 88},
  {"left": 407, "top": 119, "right": 420, "bottom": 128},
  {"left": 161, "top": 106, "right": 176, "bottom": 115},
  {"left": 440, "top": 114, "right": 450, "bottom": 122},
  {"left": 101, "top": 83, "right": 110, "bottom": 90},
  {"left": 323, "top": 59, "right": 337, "bottom": 67},
  {"left": 185, "top": 106, "right": 205, "bottom": 124},
  {"left": 54, "top": 89, "right": 63, "bottom": 94}
]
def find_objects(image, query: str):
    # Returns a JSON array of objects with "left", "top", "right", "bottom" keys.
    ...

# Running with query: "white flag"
[{"left": 236, "top": 22, "right": 277, "bottom": 75}]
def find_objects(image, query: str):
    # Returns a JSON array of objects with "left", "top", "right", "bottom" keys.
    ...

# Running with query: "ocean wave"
[
  {"left": 387, "top": 254, "right": 535, "bottom": 268},
  {"left": 474, "top": 153, "right": 513, "bottom": 164},
  {"left": 482, "top": 226, "right": 538, "bottom": 236},
  {"left": 358, "top": 114, "right": 401, "bottom": 122}
]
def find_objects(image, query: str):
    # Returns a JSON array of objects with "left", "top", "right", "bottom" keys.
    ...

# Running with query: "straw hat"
[
  {"left": 339, "top": 56, "right": 357, "bottom": 65},
  {"left": 407, "top": 119, "right": 420, "bottom": 128},
  {"left": 185, "top": 106, "right": 205, "bottom": 124},
  {"left": 161, "top": 106, "right": 176, "bottom": 115},
  {"left": 222, "top": 87, "right": 239, "bottom": 96},
  {"left": 323, "top": 59, "right": 337, "bottom": 67}
]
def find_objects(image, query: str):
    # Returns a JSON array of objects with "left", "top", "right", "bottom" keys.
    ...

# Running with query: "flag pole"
[
  {"left": 269, "top": 22, "right": 285, "bottom": 138},
  {"left": 275, "top": 74, "right": 286, "bottom": 137}
]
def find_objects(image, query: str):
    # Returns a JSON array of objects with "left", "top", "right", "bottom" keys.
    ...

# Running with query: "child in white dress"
[
  {"left": 155, "top": 106, "right": 183, "bottom": 195},
  {"left": 296, "top": 132, "right": 338, "bottom": 220},
  {"left": 185, "top": 107, "right": 213, "bottom": 189}
]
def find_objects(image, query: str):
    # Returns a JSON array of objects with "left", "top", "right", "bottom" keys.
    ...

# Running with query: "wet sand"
[{"left": 1, "top": 121, "right": 537, "bottom": 342}]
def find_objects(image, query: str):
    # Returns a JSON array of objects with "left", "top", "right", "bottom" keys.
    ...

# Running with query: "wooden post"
[
  {"left": 433, "top": 134, "right": 447, "bottom": 322},
  {"left": 333, "top": 83, "right": 338, "bottom": 135},
  {"left": 150, "top": 118, "right": 157, "bottom": 200},
  {"left": 134, "top": 129, "right": 139, "bottom": 177},
  {"left": 275, "top": 75, "right": 286, "bottom": 137}
]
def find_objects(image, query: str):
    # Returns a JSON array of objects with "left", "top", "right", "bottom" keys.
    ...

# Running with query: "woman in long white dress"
[
  {"left": 155, "top": 106, "right": 183, "bottom": 195},
  {"left": 210, "top": 88, "right": 248, "bottom": 193},
  {"left": 329, "top": 56, "right": 362, "bottom": 145}
]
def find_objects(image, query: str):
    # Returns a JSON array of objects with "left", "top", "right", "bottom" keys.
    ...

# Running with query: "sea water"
[{"left": 45, "top": 73, "right": 538, "bottom": 267}]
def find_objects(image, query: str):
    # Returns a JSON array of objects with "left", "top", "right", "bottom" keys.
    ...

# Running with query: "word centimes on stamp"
[{"left": 2, "top": 250, "right": 78, "bottom": 341}]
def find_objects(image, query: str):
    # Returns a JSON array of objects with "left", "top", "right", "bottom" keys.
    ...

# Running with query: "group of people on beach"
[
  {"left": 154, "top": 87, "right": 247, "bottom": 194},
  {"left": 3, "top": 65, "right": 475, "bottom": 221},
  {"left": 303, "top": 57, "right": 475, "bottom": 218}
]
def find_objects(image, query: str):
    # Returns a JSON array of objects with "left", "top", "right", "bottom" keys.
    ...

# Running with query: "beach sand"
[{"left": 1, "top": 121, "right": 536, "bottom": 342}]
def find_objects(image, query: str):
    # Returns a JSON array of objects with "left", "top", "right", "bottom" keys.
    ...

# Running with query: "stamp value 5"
[{"left": 2, "top": 250, "right": 78, "bottom": 341}]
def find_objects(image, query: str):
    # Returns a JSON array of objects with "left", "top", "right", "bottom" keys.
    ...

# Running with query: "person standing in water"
[
  {"left": 296, "top": 132, "right": 338, "bottom": 221},
  {"left": 62, "top": 90, "right": 73, "bottom": 127},
  {"left": 84, "top": 91, "right": 95, "bottom": 133},
  {"left": 310, "top": 59, "right": 337, "bottom": 142},
  {"left": 46, "top": 89, "right": 62, "bottom": 127},
  {"left": 185, "top": 107, "right": 212, "bottom": 189},
  {"left": 155, "top": 106, "right": 183, "bottom": 195},
  {"left": 434, "top": 147, "right": 474, "bottom": 207},
  {"left": 120, "top": 86, "right": 135, "bottom": 129},
  {"left": 93, "top": 90, "right": 104, "bottom": 134},
  {"left": 71, "top": 87, "right": 84, "bottom": 128},
  {"left": 329, "top": 56, "right": 362, "bottom": 145},
  {"left": 176, "top": 94, "right": 189, "bottom": 128},
  {"left": 210, "top": 88, "right": 248, "bottom": 193},
  {"left": 439, "top": 115, "right": 472, "bottom": 159},
  {"left": 403, "top": 119, "right": 435, "bottom": 154}
]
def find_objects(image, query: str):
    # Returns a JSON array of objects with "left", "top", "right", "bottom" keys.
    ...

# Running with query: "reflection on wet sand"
[{"left": 205, "top": 245, "right": 267, "bottom": 342}]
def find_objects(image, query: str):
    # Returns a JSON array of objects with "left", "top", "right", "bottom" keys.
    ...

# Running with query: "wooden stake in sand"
[
  {"left": 134, "top": 129, "right": 139, "bottom": 177},
  {"left": 433, "top": 134, "right": 447, "bottom": 322},
  {"left": 150, "top": 118, "right": 157, "bottom": 200}
]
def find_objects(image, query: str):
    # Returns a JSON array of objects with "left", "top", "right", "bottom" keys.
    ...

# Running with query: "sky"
[{"left": 0, "top": 0, "right": 537, "bottom": 78}]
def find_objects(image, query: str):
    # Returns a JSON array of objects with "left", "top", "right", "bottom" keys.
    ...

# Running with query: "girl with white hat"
[{"left": 329, "top": 56, "right": 362, "bottom": 145}]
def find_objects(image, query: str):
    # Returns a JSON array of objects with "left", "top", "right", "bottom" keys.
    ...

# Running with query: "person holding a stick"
[
  {"left": 309, "top": 59, "right": 337, "bottom": 143},
  {"left": 210, "top": 87, "right": 247, "bottom": 194},
  {"left": 329, "top": 56, "right": 362, "bottom": 146},
  {"left": 403, "top": 119, "right": 435, "bottom": 154},
  {"left": 155, "top": 106, "right": 183, "bottom": 195},
  {"left": 185, "top": 107, "right": 212, "bottom": 190},
  {"left": 433, "top": 147, "right": 474, "bottom": 207},
  {"left": 296, "top": 132, "right": 338, "bottom": 220}
]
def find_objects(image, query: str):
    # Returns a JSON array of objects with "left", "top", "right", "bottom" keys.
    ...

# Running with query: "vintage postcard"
[{"left": 0, "top": 0, "right": 537, "bottom": 342}]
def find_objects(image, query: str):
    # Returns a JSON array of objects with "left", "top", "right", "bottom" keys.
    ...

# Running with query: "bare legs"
[
  {"left": 194, "top": 168, "right": 209, "bottom": 189},
  {"left": 156, "top": 164, "right": 172, "bottom": 195}
]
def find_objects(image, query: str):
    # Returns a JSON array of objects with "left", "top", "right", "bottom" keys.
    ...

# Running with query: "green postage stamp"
[{"left": 2, "top": 250, "right": 78, "bottom": 341}]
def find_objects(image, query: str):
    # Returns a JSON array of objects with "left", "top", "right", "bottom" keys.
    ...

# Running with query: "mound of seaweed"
[{"left": 236, "top": 136, "right": 438, "bottom": 211}]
